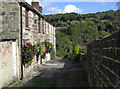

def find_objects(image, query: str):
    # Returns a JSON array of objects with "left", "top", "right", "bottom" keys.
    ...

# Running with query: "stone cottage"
[
  {"left": 0, "top": 0, "right": 56, "bottom": 49},
  {"left": 0, "top": 0, "right": 56, "bottom": 88}
]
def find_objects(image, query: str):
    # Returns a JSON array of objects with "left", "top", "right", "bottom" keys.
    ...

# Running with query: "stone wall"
[
  {"left": 0, "top": 2, "right": 20, "bottom": 35},
  {"left": 0, "top": 1, "right": 56, "bottom": 51},
  {"left": 0, "top": 1, "right": 56, "bottom": 87},
  {"left": 87, "top": 31, "right": 120, "bottom": 88},
  {"left": 23, "top": 53, "right": 50, "bottom": 78}
]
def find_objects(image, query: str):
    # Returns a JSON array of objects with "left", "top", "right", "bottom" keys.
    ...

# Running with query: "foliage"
[
  {"left": 41, "top": 52, "right": 46, "bottom": 59},
  {"left": 22, "top": 42, "right": 36, "bottom": 64},
  {"left": 79, "top": 46, "right": 87, "bottom": 55},
  {"left": 9, "top": 81, "right": 23, "bottom": 89},
  {"left": 98, "top": 30, "right": 110, "bottom": 37},
  {"left": 44, "top": 10, "right": 120, "bottom": 61},
  {"left": 74, "top": 45, "right": 79, "bottom": 56},
  {"left": 45, "top": 41, "right": 53, "bottom": 53},
  {"left": 36, "top": 43, "right": 46, "bottom": 55},
  {"left": 51, "top": 47, "right": 56, "bottom": 60},
  {"left": 22, "top": 41, "right": 54, "bottom": 64}
]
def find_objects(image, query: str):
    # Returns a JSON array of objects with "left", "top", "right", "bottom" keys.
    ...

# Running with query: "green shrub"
[
  {"left": 51, "top": 48, "right": 56, "bottom": 60},
  {"left": 98, "top": 30, "right": 110, "bottom": 37},
  {"left": 74, "top": 45, "right": 79, "bottom": 56},
  {"left": 79, "top": 46, "right": 87, "bottom": 55}
]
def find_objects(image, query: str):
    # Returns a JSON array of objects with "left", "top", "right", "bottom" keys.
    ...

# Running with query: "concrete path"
[{"left": 9, "top": 58, "right": 89, "bottom": 88}]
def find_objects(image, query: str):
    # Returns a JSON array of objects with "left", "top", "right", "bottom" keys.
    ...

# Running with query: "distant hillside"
[
  {"left": 44, "top": 10, "right": 120, "bottom": 59},
  {"left": 44, "top": 10, "right": 120, "bottom": 33}
]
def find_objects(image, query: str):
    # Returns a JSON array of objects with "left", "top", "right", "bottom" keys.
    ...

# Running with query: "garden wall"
[
  {"left": 87, "top": 31, "right": 120, "bottom": 88},
  {"left": 0, "top": 35, "right": 20, "bottom": 88}
]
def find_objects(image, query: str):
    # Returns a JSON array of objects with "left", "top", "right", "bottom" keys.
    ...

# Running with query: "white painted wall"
[
  {"left": 12, "top": 41, "right": 17, "bottom": 79},
  {"left": 46, "top": 22, "right": 48, "bottom": 34},
  {"left": 49, "top": 24, "right": 51, "bottom": 34},
  {"left": 0, "top": 51, "right": 2, "bottom": 89},
  {"left": 46, "top": 53, "right": 51, "bottom": 61}
]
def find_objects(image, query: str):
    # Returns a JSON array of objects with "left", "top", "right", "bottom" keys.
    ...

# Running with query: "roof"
[
  {"left": 17, "top": 0, "right": 44, "bottom": 18},
  {"left": 17, "top": 0, "right": 53, "bottom": 25}
]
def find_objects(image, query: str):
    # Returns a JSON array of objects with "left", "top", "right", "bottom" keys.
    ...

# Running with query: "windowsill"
[{"left": 25, "top": 27, "right": 30, "bottom": 31}]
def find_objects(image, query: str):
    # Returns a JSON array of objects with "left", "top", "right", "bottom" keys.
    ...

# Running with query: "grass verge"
[{"left": 22, "top": 77, "right": 57, "bottom": 87}]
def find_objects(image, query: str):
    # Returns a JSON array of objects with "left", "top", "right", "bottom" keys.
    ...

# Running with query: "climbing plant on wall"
[
  {"left": 22, "top": 42, "right": 37, "bottom": 64},
  {"left": 45, "top": 41, "right": 53, "bottom": 53},
  {"left": 22, "top": 41, "right": 54, "bottom": 64}
]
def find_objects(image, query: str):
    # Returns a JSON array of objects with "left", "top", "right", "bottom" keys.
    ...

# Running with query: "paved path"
[{"left": 10, "top": 58, "right": 89, "bottom": 88}]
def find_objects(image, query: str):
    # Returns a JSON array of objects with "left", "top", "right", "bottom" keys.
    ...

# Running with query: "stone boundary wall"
[
  {"left": 87, "top": 31, "right": 120, "bottom": 88},
  {"left": 0, "top": 35, "right": 20, "bottom": 88}
]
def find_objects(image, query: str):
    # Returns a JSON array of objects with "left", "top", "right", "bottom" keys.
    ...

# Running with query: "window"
[
  {"left": 25, "top": 9, "right": 29, "bottom": 27},
  {"left": 34, "top": 19, "right": 37, "bottom": 24},
  {"left": 38, "top": 17, "right": 40, "bottom": 33}
]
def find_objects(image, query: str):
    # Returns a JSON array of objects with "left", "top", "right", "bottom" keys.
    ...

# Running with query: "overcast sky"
[{"left": 25, "top": 0, "right": 119, "bottom": 15}]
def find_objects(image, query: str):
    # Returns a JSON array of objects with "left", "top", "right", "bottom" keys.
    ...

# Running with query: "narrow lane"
[{"left": 17, "top": 58, "right": 89, "bottom": 88}]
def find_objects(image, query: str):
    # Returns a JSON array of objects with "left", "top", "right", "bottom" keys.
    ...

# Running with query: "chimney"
[
  {"left": 31, "top": 1, "right": 42, "bottom": 14},
  {"left": 39, "top": 6, "right": 42, "bottom": 14}
]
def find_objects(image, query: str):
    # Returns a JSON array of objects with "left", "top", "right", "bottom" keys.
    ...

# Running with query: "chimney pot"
[{"left": 32, "top": 2, "right": 42, "bottom": 14}]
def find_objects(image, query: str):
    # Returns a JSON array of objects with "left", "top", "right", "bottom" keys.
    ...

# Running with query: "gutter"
[
  {"left": 18, "top": 1, "right": 53, "bottom": 26},
  {"left": 20, "top": 3, "right": 23, "bottom": 80}
]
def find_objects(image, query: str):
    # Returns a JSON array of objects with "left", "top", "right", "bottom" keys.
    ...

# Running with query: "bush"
[
  {"left": 79, "top": 46, "right": 87, "bottom": 55},
  {"left": 74, "top": 45, "right": 79, "bottom": 55},
  {"left": 73, "top": 54, "right": 80, "bottom": 62},
  {"left": 72, "top": 45, "right": 87, "bottom": 62},
  {"left": 51, "top": 48, "right": 55, "bottom": 60}
]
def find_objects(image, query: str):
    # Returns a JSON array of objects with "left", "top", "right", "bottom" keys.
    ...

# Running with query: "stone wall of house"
[
  {"left": 0, "top": 2, "right": 20, "bottom": 36},
  {"left": 0, "top": 3, "right": 2, "bottom": 31},
  {"left": 23, "top": 54, "right": 50, "bottom": 78},
  {"left": 23, "top": 55, "right": 40, "bottom": 78},
  {"left": 0, "top": 36, "right": 20, "bottom": 88},
  {"left": 0, "top": 1, "right": 56, "bottom": 88},
  {"left": 87, "top": 31, "right": 120, "bottom": 88},
  {"left": 0, "top": 1, "right": 56, "bottom": 48}
]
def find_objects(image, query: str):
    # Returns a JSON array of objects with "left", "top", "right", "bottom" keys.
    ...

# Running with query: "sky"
[{"left": 25, "top": 0, "right": 120, "bottom": 15}]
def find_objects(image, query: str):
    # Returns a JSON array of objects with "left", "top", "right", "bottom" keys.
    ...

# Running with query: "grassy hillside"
[{"left": 44, "top": 10, "right": 120, "bottom": 61}]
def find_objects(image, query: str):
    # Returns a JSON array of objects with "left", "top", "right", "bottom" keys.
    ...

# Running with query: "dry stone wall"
[{"left": 87, "top": 31, "right": 120, "bottom": 88}]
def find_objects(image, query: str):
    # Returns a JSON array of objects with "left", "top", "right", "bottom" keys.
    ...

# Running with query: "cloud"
[
  {"left": 111, "top": 6, "right": 115, "bottom": 9},
  {"left": 24, "top": 0, "right": 83, "bottom": 14},
  {"left": 44, "top": 4, "right": 83, "bottom": 15},
  {"left": 46, "top": 7, "right": 63, "bottom": 13},
  {"left": 64, "top": 5, "right": 83, "bottom": 13},
  {"left": 25, "top": 0, "right": 32, "bottom": 4},
  {"left": 40, "top": 2, "right": 63, "bottom": 14}
]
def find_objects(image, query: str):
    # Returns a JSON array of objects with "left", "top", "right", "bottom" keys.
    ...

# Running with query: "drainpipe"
[{"left": 20, "top": 3, "right": 23, "bottom": 80}]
